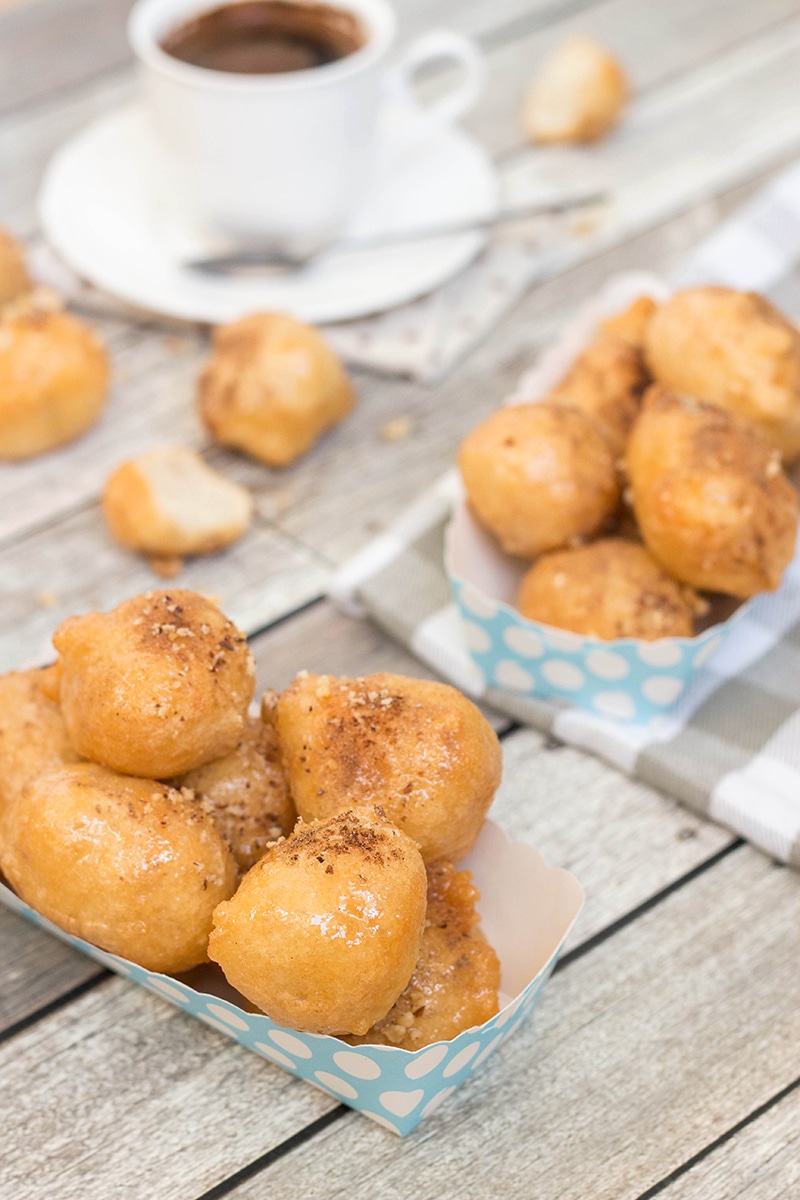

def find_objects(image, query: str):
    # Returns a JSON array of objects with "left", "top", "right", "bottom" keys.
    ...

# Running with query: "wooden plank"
[
  {"left": 0, "top": 976, "right": 339, "bottom": 1199},
  {"left": 658, "top": 1088, "right": 800, "bottom": 1199},
  {"left": 0, "top": 598, "right": 736, "bottom": 1197},
  {"left": 467, "top": 0, "right": 800, "bottom": 157},
  {"left": 0, "top": 0, "right": 133, "bottom": 117},
  {"left": 0, "top": 907, "right": 102, "bottom": 1034},
  {"left": 0, "top": 788, "right": 734, "bottom": 1200},
  {"left": 0, "top": 505, "right": 328, "bottom": 672},
  {"left": 220, "top": 848, "right": 800, "bottom": 1200}
]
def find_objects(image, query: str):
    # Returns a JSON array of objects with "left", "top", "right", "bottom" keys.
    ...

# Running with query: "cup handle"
[{"left": 389, "top": 30, "right": 485, "bottom": 127}]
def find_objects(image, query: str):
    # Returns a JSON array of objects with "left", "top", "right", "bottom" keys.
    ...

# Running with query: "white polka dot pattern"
[
  {"left": 461, "top": 620, "right": 492, "bottom": 653},
  {"left": 542, "top": 660, "right": 585, "bottom": 691},
  {"left": 270, "top": 1030, "right": 314, "bottom": 1059},
  {"left": 333, "top": 1051, "right": 382, "bottom": 1080},
  {"left": 449, "top": 576, "right": 741, "bottom": 723},
  {"left": 315, "top": 1071, "right": 359, "bottom": 1100},
  {"left": 586, "top": 650, "right": 629, "bottom": 680},
  {"left": 593, "top": 691, "right": 636, "bottom": 720},
  {"left": 0, "top": 846, "right": 578, "bottom": 1139},
  {"left": 503, "top": 626, "right": 544, "bottom": 658},
  {"left": 494, "top": 660, "right": 534, "bottom": 691}
]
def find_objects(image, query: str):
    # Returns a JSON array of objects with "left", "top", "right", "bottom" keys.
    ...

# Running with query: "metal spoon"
[{"left": 184, "top": 192, "right": 607, "bottom": 275}]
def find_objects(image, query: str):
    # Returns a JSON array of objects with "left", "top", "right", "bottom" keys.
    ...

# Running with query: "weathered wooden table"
[{"left": 3, "top": 0, "right": 800, "bottom": 1196}]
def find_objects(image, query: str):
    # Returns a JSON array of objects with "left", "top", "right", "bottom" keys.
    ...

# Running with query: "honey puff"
[
  {"left": 516, "top": 539, "right": 702, "bottom": 640},
  {"left": 174, "top": 714, "right": 296, "bottom": 877},
  {"left": 645, "top": 287, "right": 800, "bottom": 461},
  {"left": 0, "top": 763, "right": 237, "bottom": 973},
  {"left": 0, "top": 668, "right": 78, "bottom": 849},
  {"left": 198, "top": 312, "right": 355, "bottom": 467},
  {"left": 627, "top": 387, "right": 799, "bottom": 598},
  {"left": 49, "top": 589, "right": 255, "bottom": 778},
  {"left": 274, "top": 671, "right": 502, "bottom": 864},
  {"left": 0, "top": 226, "right": 30, "bottom": 307},
  {"left": 458, "top": 403, "right": 619, "bottom": 558},
  {"left": 546, "top": 330, "right": 650, "bottom": 456},
  {"left": 0, "top": 290, "right": 109, "bottom": 460},
  {"left": 208, "top": 806, "right": 427, "bottom": 1035}
]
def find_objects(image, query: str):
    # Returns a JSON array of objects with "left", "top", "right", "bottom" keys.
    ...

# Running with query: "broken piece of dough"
[
  {"left": 103, "top": 445, "right": 253, "bottom": 558},
  {"left": 522, "top": 36, "right": 628, "bottom": 144}
]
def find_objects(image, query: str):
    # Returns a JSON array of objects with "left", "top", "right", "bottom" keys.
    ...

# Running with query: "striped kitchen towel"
[{"left": 330, "top": 158, "right": 800, "bottom": 869}]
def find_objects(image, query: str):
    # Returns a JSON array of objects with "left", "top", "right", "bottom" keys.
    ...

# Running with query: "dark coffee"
[{"left": 160, "top": 0, "right": 365, "bottom": 74}]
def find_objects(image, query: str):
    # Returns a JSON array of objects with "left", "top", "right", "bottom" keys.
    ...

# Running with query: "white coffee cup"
[{"left": 127, "top": 0, "right": 485, "bottom": 251}]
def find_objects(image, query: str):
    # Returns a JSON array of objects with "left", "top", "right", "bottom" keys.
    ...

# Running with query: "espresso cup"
[{"left": 127, "top": 0, "right": 485, "bottom": 251}]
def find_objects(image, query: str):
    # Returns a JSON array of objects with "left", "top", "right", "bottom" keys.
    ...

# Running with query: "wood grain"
[
  {"left": 0, "top": 0, "right": 133, "bottom": 117},
  {"left": 0, "top": 747, "right": 736, "bottom": 1200},
  {"left": 0, "top": 976, "right": 338, "bottom": 1199},
  {"left": 222, "top": 849, "right": 800, "bottom": 1200},
  {"left": 0, "top": 505, "right": 328, "bottom": 673},
  {"left": 467, "top": 0, "right": 800, "bottom": 157},
  {"left": 0, "top": 906, "right": 102, "bottom": 1034},
  {"left": 659, "top": 1087, "right": 800, "bottom": 1199}
]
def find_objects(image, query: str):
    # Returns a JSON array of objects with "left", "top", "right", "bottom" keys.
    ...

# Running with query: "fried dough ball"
[
  {"left": 0, "top": 290, "right": 109, "bottom": 460},
  {"left": 174, "top": 714, "right": 296, "bottom": 876},
  {"left": 0, "top": 669, "right": 79, "bottom": 847},
  {"left": 0, "top": 763, "right": 236, "bottom": 973},
  {"left": 346, "top": 860, "right": 500, "bottom": 1049},
  {"left": 644, "top": 287, "right": 800, "bottom": 461},
  {"left": 600, "top": 296, "right": 659, "bottom": 350},
  {"left": 198, "top": 312, "right": 355, "bottom": 467},
  {"left": 522, "top": 36, "right": 628, "bottom": 144},
  {"left": 627, "top": 387, "right": 799, "bottom": 597},
  {"left": 103, "top": 445, "right": 253, "bottom": 560},
  {"left": 275, "top": 672, "right": 502, "bottom": 864},
  {"left": 0, "top": 227, "right": 30, "bottom": 307},
  {"left": 51, "top": 589, "right": 255, "bottom": 778},
  {"left": 208, "top": 806, "right": 427, "bottom": 1035},
  {"left": 546, "top": 331, "right": 650, "bottom": 455},
  {"left": 516, "top": 538, "right": 702, "bottom": 639},
  {"left": 458, "top": 403, "right": 620, "bottom": 558}
]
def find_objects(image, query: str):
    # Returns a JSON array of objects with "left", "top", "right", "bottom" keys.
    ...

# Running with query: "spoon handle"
[{"left": 186, "top": 192, "right": 607, "bottom": 275}]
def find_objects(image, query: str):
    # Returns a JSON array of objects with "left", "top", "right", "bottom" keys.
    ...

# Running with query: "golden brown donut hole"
[
  {"left": 626, "top": 387, "right": 799, "bottom": 598},
  {"left": 516, "top": 538, "right": 700, "bottom": 640},
  {"left": 0, "top": 762, "right": 237, "bottom": 973},
  {"left": 51, "top": 589, "right": 255, "bottom": 778},
  {"left": 645, "top": 287, "right": 800, "bottom": 462},
  {"left": 274, "top": 671, "right": 502, "bottom": 864},
  {"left": 0, "top": 298, "right": 109, "bottom": 460},
  {"left": 208, "top": 806, "right": 427, "bottom": 1035},
  {"left": 458, "top": 402, "right": 620, "bottom": 558}
]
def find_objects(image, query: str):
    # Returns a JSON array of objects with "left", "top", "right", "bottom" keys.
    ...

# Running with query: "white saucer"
[{"left": 38, "top": 104, "right": 499, "bottom": 325}]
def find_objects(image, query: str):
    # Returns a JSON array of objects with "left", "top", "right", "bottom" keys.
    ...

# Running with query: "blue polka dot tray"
[
  {"left": 446, "top": 494, "right": 748, "bottom": 724},
  {"left": 0, "top": 820, "right": 583, "bottom": 1136},
  {"left": 445, "top": 271, "right": 753, "bottom": 725}
]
